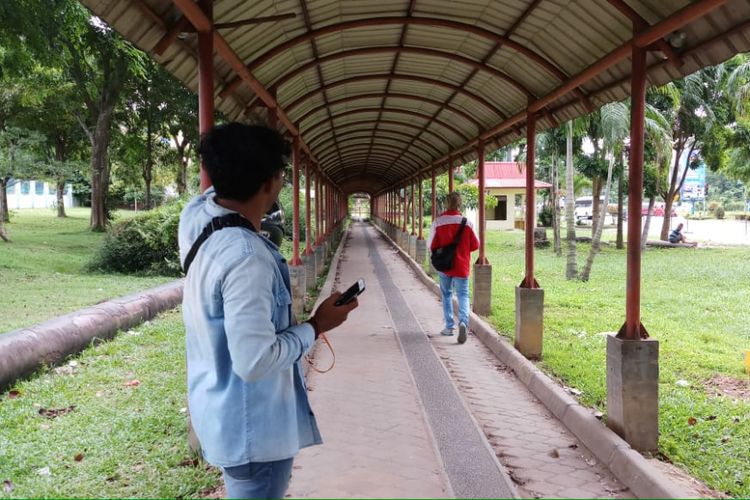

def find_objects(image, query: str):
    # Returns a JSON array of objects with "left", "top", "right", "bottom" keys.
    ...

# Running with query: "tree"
[
  {"left": 11, "top": 65, "right": 87, "bottom": 217},
  {"left": 536, "top": 126, "right": 566, "bottom": 256},
  {"left": 581, "top": 102, "right": 629, "bottom": 281},
  {"left": 2, "top": 0, "right": 145, "bottom": 230},
  {"left": 653, "top": 67, "right": 729, "bottom": 240},
  {"left": 564, "top": 121, "right": 578, "bottom": 278}
]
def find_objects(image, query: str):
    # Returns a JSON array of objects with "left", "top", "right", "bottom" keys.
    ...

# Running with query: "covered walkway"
[{"left": 286, "top": 221, "right": 648, "bottom": 498}]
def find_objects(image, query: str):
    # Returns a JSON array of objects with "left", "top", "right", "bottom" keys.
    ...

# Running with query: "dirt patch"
[{"left": 705, "top": 374, "right": 750, "bottom": 401}]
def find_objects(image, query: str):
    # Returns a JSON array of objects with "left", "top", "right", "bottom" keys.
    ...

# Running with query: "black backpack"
[
  {"left": 430, "top": 217, "right": 466, "bottom": 272},
  {"left": 182, "top": 213, "right": 257, "bottom": 274}
]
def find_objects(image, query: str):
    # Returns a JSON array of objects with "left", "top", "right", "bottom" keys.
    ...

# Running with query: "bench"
[{"left": 645, "top": 240, "right": 697, "bottom": 248}]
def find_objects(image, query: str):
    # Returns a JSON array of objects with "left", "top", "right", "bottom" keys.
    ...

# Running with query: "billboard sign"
[{"left": 679, "top": 149, "right": 706, "bottom": 201}]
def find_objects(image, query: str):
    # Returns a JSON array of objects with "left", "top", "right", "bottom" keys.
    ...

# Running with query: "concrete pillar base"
[
  {"left": 302, "top": 253, "right": 316, "bottom": 290},
  {"left": 409, "top": 234, "right": 417, "bottom": 259},
  {"left": 400, "top": 231, "right": 408, "bottom": 251},
  {"left": 472, "top": 263, "right": 492, "bottom": 316},
  {"left": 515, "top": 286, "right": 544, "bottom": 360},
  {"left": 314, "top": 245, "right": 324, "bottom": 276},
  {"left": 606, "top": 334, "right": 659, "bottom": 451},
  {"left": 289, "top": 264, "right": 306, "bottom": 319},
  {"left": 415, "top": 238, "right": 427, "bottom": 266}
]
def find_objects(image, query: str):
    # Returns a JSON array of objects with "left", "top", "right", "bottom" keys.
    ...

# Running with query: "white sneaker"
[
  {"left": 458, "top": 323, "right": 467, "bottom": 344},
  {"left": 440, "top": 328, "right": 454, "bottom": 336}
]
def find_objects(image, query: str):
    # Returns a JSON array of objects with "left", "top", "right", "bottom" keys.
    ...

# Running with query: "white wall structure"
[{"left": 6, "top": 180, "right": 75, "bottom": 210}]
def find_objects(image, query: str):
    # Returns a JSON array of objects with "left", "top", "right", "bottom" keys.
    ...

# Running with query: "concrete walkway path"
[{"left": 288, "top": 223, "right": 631, "bottom": 499}]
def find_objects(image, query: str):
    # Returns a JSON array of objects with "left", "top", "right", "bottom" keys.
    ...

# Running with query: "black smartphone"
[{"left": 334, "top": 278, "right": 366, "bottom": 306}]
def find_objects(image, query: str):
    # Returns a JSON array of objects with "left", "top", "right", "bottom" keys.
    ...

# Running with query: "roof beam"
[
  {"left": 312, "top": 130, "right": 437, "bottom": 160},
  {"left": 315, "top": 139, "right": 428, "bottom": 166},
  {"left": 171, "top": 0, "right": 327, "bottom": 182},
  {"left": 302, "top": 107, "right": 469, "bottom": 142},
  {"left": 219, "top": 17, "right": 574, "bottom": 99},
  {"left": 294, "top": 92, "right": 482, "bottom": 130},
  {"left": 285, "top": 74, "right": 506, "bottom": 118},
  {"left": 606, "top": 0, "right": 683, "bottom": 67},
  {"left": 306, "top": 118, "right": 450, "bottom": 152},
  {"left": 377, "top": 0, "right": 729, "bottom": 196}
]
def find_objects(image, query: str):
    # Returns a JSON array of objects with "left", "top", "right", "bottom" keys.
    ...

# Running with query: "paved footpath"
[{"left": 288, "top": 223, "right": 631, "bottom": 498}]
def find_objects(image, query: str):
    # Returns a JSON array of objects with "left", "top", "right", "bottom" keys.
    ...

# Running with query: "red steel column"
[
  {"left": 303, "top": 158, "right": 313, "bottom": 255},
  {"left": 623, "top": 41, "right": 648, "bottom": 340},
  {"left": 315, "top": 172, "right": 322, "bottom": 245},
  {"left": 418, "top": 178, "right": 424, "bottom": 240},
  {"left": 431, "top": 170, "right": 437, "bottom": 219},
  {"left": 448, "top": 155, "right": 454, "bottom": 192},
  {"left": 402, "top": 186, "right": 407, "bottom": 232},
  {"left": 410, "top": 181, "right": 416, "bottom": 235},
  {"left": 291, "top": 136, "right": 302, "bottom": 266},
  {"left": 477, "top": 139, "right": 489, "bottom": 265},
  {"left": 525, "top": 109, "right": 537, "bottom": 288},
  {"left": 197, "top": 0, "right": 213, "bottom": 192}
]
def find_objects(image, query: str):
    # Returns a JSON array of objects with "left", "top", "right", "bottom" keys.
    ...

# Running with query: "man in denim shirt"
[{"left": 179, "top": 123, "right": 357, "bottom": 498}]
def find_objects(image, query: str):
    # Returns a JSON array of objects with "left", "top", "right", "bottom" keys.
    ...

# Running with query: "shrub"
[
  {"left": 708, "top": 201, "right": 720, "bottom": 213},
  {"left": 88, "top": 200, "right": 184, "bottom": 276},
  {"left": 715, "top": 205, "right": 725, "bottom": 219},
  {"left": 538, "top": 205, "right": 554, "bottom": 227}
]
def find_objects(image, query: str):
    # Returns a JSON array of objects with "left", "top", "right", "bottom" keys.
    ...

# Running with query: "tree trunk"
[
  {"left": 641, "top": 195, "right": 656, "bottom": 250},
  {"left": 0, "top": 177, "right": 9, "bottom": 223},
  {"left": 616, "top": 170, "right": 624, "bottom": 249},
  {"left": 581, "top": 153, "right": 615, "bottom": 281},
  {"left": 591, "top": 176, "right": 602, "bottom": 227},
  {"left": 660, "top": 141, "right": 686, "bottom": 240},
  {"left": 144, "top": 110, "right": 153, "bottom": 209},
  {"left": 56, "top": 181, "right": 66, "bottom": 217},
  {"left": 172, "top": 134, "right": 189, "bottom": 196},
  {"left": 565, "top": 121, "right": 578, "bottom": 279},
  {"left": 89, "top": 106, "right": 116, "bottom": 231},
  {"left": 0, "top": 219, "right": 8, "bottom": 242},
  {"left": 552, "top": 155, "right": 561, "bottom": 256}
]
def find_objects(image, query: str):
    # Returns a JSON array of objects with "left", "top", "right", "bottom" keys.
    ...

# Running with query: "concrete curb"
[
  {"left": 371, "top": 221, "right": 694, "bottom": 499},
  {"left": 0, "top": 280, "right": 184, "bottom": 391}
]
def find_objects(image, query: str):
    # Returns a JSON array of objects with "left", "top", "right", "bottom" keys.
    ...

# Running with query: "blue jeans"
[
  {"left": 223, "top": 458, "right": 294, "bottom": 499},
  {"left": 438, "top": 273, "right": 470, "bottom": 330}
]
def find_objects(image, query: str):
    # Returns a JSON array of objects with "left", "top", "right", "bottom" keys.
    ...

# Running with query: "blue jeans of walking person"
[
  {"left": 438, "top": 272, "right": 470, "bottom": 334},
  {"left": 223, "top": 458, "right": 294, "bottom": 499}
]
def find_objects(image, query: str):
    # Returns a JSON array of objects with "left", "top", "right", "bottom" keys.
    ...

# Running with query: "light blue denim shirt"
[{"left": 178, "top": 187, "right": 321, "bottom": 466}]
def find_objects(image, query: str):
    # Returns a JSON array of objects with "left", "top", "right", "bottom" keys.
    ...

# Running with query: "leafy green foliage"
[{"left": 88, "top": 201, "right": 184, "bottom": 276}]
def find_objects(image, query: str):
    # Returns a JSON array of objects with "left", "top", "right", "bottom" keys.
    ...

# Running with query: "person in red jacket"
[{"left": 427, "top": 192, "right": 479, "bottom": 344}]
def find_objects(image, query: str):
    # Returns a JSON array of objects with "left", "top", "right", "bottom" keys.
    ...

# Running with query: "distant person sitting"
[{"left": 668, "top": 223, "right": 695, "bottom": 246}]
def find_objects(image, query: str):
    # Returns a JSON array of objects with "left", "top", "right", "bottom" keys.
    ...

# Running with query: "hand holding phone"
[{"left": 335, "top": 278, "right": 366, "bottom": 306}]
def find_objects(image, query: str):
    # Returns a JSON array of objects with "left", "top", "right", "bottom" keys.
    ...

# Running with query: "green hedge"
[{"left": 88, "top": 201, "right": 184, "bottom": 276}]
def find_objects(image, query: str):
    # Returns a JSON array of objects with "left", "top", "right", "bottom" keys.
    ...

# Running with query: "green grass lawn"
[
  {"left": 483, "top": 230, "right": 750, "bottom": 497},
  {"left": 0, "top": 308, "right": 219, "bottom": 498},
  {"left": 0, "top": 208, "right": 171, "bottom": 333}
]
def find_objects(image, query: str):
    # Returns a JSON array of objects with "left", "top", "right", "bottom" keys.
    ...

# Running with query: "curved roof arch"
[{"left": 82, "top": 0, "right": 750, "bottom": 195}]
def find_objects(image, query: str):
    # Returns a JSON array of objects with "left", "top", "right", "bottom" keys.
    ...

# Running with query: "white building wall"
[{"left": 6, "top": 180, "right": 75, "bottom": 209}]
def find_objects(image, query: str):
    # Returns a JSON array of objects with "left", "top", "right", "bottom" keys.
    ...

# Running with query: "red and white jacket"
[{"left": 427, "top": 210, "right": 479, "bottom": 278}]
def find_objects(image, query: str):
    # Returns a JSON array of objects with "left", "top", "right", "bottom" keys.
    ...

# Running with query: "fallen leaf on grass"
[
  {"left": 3, "top": 480, "right": 12, "bottom": 493},
  {"left": 38, "top": 405, "right": 76, "bottom": 419},
  {"left": 73, "top": 453, "right": 84, "bottom": 462},
  {"left": 36, "top": 467, "right": 51, "bottom": 477},
  {"left": 125, "top": 379, "right": 141, "bottom": 387},
  {"left": 721, "top": 435, "right": 731, "bottom": 443},
  {"left": 688, "top": 417, "right": 697, "bottom": 426},
  {"left": 706, "top": 415, "right": 717, "bottom": 421},
  {"left": 676, "top": 379, "right": 690, "bottom": 387},
  {"left": 8, "top": 390, "right": 21, "bottom": 399},
  {"left": 178, "top": 458, "right": 200, "bottom": 467}
]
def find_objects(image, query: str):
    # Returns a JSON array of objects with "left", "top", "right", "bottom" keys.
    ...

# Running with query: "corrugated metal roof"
[{"left": 79, "top": 0, "right": 750, "bottom": 195}]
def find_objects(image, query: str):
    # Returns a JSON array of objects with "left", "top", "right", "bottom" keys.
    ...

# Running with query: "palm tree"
[
  {"left": 536, "top": 126, "right": 566, "bottom": 255},
  {"left": 656, "top": 68, "right": 721, "bottom": 240},
  {"left": 581, "top": 102, "right": 630, "bottom": 281}
]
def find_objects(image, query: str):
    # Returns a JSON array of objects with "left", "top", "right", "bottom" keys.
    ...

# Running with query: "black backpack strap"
[
  {"left": 451, "top": 217, "right": 467, "bottom": 245},
  {"left": 182, "top": 213, "right": 257, "bottom": 274}
]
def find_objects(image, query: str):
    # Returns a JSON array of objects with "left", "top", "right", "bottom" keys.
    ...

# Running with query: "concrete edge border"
[
  {"left": 0, "top": 280, "right": 184, "bottom": 391},
  {"left": 303, "top": 225, "right": 349, "bottom": 376},
  {"left": 371, "top": 221, "right": 693, "bottom": 500}
]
